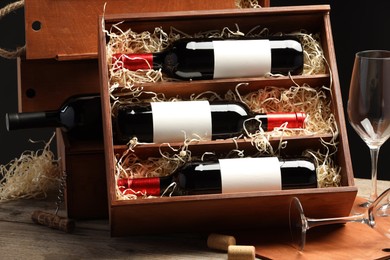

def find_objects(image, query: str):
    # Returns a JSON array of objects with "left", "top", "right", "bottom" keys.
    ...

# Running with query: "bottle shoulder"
[
  {"left": 62, "top": 94, "right": 100, "bottom": 108},
  {"left": 209, "top": 100, "right": 251, "bottom": 116}
]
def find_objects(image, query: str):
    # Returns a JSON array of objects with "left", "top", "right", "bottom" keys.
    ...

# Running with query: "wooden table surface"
[{"left": 1, "top": 178, "right": 389, "bottom": 260}]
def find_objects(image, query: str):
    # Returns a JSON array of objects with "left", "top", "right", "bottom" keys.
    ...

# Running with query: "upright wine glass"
[
  {"left": 289, "top": 188, "right": 390, "bottom": 251},
  {"left": 347, "top": 50, "right": 390, "bottom": 207}
]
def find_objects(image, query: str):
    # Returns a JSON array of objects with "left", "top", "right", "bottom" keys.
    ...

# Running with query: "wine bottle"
[
  {"left": 113, "top": 100, "right": 306, "bottom": 143},
  {"left": 112, "top": 36, "right": 304, "bottom": 80},
  {"left": 5, "top": 94, "right": 103, "bottom": 140},
  {"left": 117, "top": 156, "right": 317, "bottom": 196}
]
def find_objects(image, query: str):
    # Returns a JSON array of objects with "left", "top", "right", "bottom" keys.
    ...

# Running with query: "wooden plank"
[
  {"left": 24, "top": 0, "right": 240, "bottom": 60},
  {"left": 17, "top": 57, "right": 99, "bottom": 112},
  {"left": 0, "top": 181, "right": 389, "bottom": 259}
]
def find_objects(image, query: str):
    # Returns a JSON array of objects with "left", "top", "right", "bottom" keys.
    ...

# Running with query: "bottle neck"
[
  {"left": 209, "top": 101, "right": 305, "bottom": 138},
  {"left": 257, "top": 112, "right": 306, "bottom": 129},
  {"left": 6, "top": 110, "right": 62, "bottom": 131},
  {"left": 117, "top": 176, "right": 175, "bottom": 196},
  {"left": 244, "top": 112, "right": 306, "bottom": 133},
  {"left": 112, "top": 53, "right": 159, "bottom": 71}
]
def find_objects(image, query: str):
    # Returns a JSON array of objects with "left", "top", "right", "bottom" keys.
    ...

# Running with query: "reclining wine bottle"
[
  {"left": 5, "top": 94, "right": 103, "bottom": 140},
  {"left": 117, "top": 156, "right": 317, "bottom": 196},
  {"left": 113, "top": 100, "right": 306, "bottom": 143},
  {"left": 112, "top": 35, "right": 304, "bottom": 80}
]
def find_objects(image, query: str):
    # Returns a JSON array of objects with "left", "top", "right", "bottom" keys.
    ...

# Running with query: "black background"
[
  {"left": 1, "top": 0, "right": 390, "bottom": 179},
  {"left": 0, "top": 0, "right": 56, "bottom": 167}
]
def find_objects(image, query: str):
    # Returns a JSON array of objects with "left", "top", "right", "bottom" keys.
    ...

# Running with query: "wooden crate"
[{"left": 98, "top": 5, "right": 357, "bottom": 236}]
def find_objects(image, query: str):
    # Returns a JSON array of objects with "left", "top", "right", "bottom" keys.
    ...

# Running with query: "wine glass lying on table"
[{"left": 289, "top": 188, "right": 390, "bottom": 251}]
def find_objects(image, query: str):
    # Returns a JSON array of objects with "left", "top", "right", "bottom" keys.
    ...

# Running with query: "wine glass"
[
  {"left": 289, "top": 188, "right": 390, "bottom": 251},
  {"left": 347, "top": 50, "right": 390, "bottom": 207}
]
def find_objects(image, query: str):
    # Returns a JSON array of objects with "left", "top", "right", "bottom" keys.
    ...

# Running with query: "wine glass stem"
[
  {"left": 368, "top": 146, "right": 380, "bottom": 202},
  {"left": 307, "top": 213, "right": 366, "bottom": 229}
]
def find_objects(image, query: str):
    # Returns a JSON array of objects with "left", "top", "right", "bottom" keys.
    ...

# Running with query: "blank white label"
[
  {"left": 151, "top": 101, "right": 212, "bottom": 143},
  {"left": 213, "top": 39, "right": 271, "bottom": 79},
  {"left": 219, "top": 157, "right": 281, "bottom": 193}
]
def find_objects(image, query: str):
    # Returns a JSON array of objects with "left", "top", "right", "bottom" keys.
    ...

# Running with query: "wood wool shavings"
[
  {"left": 304, "top": 141, "right": 341, "bottom": 188},
  {"left": 0, "top": 133, "right": 60, "bottom": 201},
  {"left": 241, "top": 84, "right": 335, "bottom": 136},
  {"left": 236, "top": 0, "right": 262, "bottom": 8}
]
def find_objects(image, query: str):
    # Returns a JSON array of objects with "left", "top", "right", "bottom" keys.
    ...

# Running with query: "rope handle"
[{"left": 0, "top": 0, "right": 25, "bottom": 59}]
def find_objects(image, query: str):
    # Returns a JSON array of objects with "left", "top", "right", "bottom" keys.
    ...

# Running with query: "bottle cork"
[
  {"left": 207, "top": 233, "right": 236, "bottom": 251},
  {"left": 31, "top": 210, "right": 75, "bottom": 233},
  {"left": 227, "top": 245, "right": 256, "bottom": 260}
]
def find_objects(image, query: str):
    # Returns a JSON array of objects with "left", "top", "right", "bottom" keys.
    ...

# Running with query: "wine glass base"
[
  {"left": 289, "top": 197, "right": 307, "bottom": 251},
  {"left": 377, "top": 203, "right": 390, "bottom": 218}
]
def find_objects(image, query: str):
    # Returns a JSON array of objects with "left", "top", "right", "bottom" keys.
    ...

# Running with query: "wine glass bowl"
[
  {"left": 289, "top": 188, "right": 390, "bottom": 251},
  {"left": 347, "top": 50, "right": 390, "bottom": 205}
]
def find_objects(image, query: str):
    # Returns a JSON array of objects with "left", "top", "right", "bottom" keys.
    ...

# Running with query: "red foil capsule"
[
  {"left": 112, "top": 53, "right": 154, "bottom": 71},
  {"left": 264, "top": 112, "right": 306, "bottom": 129},
  {"left": 117, "top": 177, "right": 161, "bottom": 196}
]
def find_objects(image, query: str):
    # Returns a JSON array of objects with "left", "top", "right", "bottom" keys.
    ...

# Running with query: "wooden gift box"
[
  {"left": 98, "top": 5, "right": 358, "bottom": 236},
  {"left": 18, "top": 0, "right": 269, "bottom": 219}
]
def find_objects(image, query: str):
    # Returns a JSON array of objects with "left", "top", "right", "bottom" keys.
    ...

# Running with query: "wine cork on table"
[
  {"left": 31, "top": 210, "right": 75, "bottom": 233},
  {"left": 228, "top": 245, "right": 256, "bottom": 260},
  {"left": 207, "top": 233, "right": 236, "bottom": 251}
]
